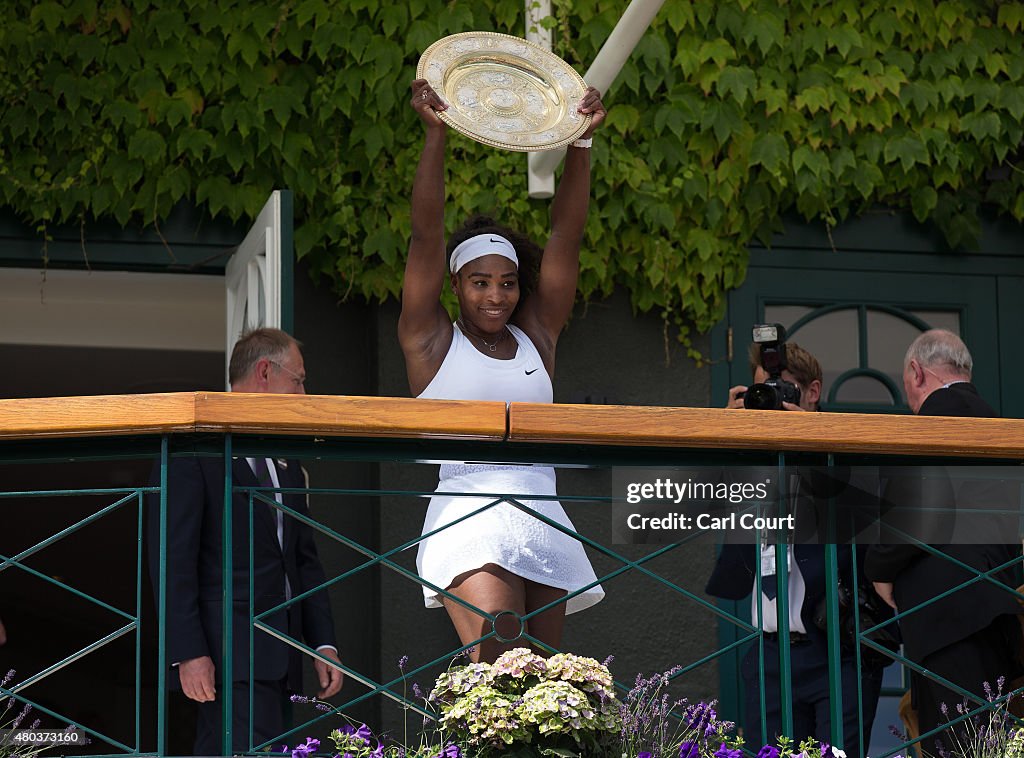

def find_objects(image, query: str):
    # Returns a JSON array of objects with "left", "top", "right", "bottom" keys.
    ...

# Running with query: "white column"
[
  {"left": 527, "top": 0, "right": 667, "bottom": 197},
  {"left": 526, "top": 0, "right": 556, "bottom": 199}
]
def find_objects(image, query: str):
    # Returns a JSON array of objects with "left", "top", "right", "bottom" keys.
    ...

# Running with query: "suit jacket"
[
  {"left": 147, "top": 454, "right": 336, "bottom": 690},
  {"left": 864, "top": 382, "right": 1022, "bottom": 661},
  {"left": 707, "top": 542, "right": 862, "bottom": 643}
]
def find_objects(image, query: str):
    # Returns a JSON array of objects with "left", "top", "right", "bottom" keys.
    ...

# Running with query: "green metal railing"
[{"left": 2, "top": 396, "right": 1022, "bottom": 758}]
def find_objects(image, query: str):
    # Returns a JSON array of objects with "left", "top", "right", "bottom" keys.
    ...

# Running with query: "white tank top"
[{"left": 417, "top": 323, "right": 552, "bottom": 404}]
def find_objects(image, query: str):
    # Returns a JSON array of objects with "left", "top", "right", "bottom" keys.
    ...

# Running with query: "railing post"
[
  {"left": 156, "top": 435, "right": 169, "bottom": 757},
  {"left": 824, "top": 542, "right": 845, "bottom": 750},
  {"left": 222, "top": 434, "right": 233, "bottom": 756},
  {"left": 775, "top": 455, "right": 794, "bottom": 741}
]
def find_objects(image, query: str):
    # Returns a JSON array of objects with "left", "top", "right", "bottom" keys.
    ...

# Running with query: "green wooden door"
[{"left": 720, "top": 267, "right": 1000, "bottom": 414}]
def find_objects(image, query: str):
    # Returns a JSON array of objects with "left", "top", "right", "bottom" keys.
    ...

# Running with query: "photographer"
[
  {"left": 725, "top": 332, "right": 820, "bottom": 412},
  {"left": 707, "top": 328, "right": 889, "bottom": 754}
]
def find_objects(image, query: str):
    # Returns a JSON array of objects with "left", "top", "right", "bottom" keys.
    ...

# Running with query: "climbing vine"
[{"left": 1, "top": 0, "right": 1023, "bottom": 355}]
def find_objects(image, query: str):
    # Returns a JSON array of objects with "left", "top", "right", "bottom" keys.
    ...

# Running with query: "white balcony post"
[
  {"left": 526, "top": 0, "right": 556, "bottom": 199},
  {"left": 527, "top": 0, "right": 667, "bottom": 197}
]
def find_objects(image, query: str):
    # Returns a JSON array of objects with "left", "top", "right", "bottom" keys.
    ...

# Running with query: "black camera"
[{"left": 742, "top": 324, "right": 802, "bottom": 411}]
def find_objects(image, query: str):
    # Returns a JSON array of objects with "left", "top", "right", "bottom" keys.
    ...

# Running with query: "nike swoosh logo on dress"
[{"left": 525, "top": 368, "right": 539, "bottom": 375}]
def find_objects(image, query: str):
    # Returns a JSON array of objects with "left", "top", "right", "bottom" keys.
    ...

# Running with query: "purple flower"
[
  {"left": 412, "top": 682, "right": 424, "bottom": 699},
  {"left": 431, "top": 744, "right": 461, "bottom": 758},
  {"left": 639, "top": 753, "right": 653, "bottom": 758},
  {"left": 291, "top": 737, "right": 320, "bottom": 758},
  {"left": 339, "top": 724, "right": 373, "bottom": 745},
  {"left": 680, "top": 741, "right": 699, "bottom": 758},
  {"left": 398, "top": 656, "right": 409, "bottom": 672},
  {"left": 716, "top": 743, "right": 742, "bottom": 758},
  {"left": 757, "top": 745, "right": 780, "bottom": 758}
]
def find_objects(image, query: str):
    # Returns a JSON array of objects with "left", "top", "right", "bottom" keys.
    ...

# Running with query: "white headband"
[{"left": 449, "top": 233, "right": 519, "bottom": 274}]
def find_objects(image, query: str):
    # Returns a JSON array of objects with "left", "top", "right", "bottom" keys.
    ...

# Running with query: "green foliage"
[{"left": 1, "top": 0, "right": 1023, "bottom": 352}]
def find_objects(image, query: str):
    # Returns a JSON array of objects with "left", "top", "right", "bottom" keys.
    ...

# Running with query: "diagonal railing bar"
[
  {"left": 0, "top": 490, "right": 141, "bottom": 576},
  {"left": 246, "top": 488, "right": 507, "bottom": 622},
  {"left": 251, "top": 626, "right": 434, "bottom": 727},
  {"left": 854, "top": 553, "right": 1024, "bottom": 637},
  {"left": 0, "top": 682, "right": 136, "bottom": 754},
  {"left": 278, "top": 639, "right": 485, "bottom": 742},
  {"left": 859, "top": 556, "right": 1024, "bottom": 640},
  {"left": 857, "top": 633, "right": 1007, "bottom": 709},
  {"left": 0, "top": 550, "right": 137, "bottom": 622},
  {"left": 9, "top": 622, "right": 137, "bottom": 694}
]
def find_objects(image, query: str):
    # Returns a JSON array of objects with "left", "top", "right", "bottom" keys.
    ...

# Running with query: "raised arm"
[
  {"left": 517, "top": 87, "right": 606, "bottom": 356},
  {"left": 398, "top": 80, "right": 455, "bottom": 394}
]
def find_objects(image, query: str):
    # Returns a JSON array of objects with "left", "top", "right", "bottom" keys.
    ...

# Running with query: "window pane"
[
  {"left": 833, "top": 375, "right": 898, "bottom": 405},
  {"left": 764, "top": 305, "right": 858, "bottom": 399}
]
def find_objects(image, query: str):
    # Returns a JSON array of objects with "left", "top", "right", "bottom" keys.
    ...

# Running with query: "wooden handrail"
[
  {"left": 0, "top": 392, "right": 1021, "bottom": 458},
  {"left": 507, "top": 402, "right": 1024, "bottom": 458},
  {"left": 0, "top": 393, "right": 506, "bottom": 442}
]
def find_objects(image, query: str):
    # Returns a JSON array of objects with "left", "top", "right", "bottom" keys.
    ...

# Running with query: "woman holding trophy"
[{"left": 399, "top": 68, "right": 606, "bottom": 663}]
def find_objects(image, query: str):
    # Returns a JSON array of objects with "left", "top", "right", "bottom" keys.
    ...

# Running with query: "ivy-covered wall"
[{"left": 2, "top": 0, "right": 1023, "bottom": 355}]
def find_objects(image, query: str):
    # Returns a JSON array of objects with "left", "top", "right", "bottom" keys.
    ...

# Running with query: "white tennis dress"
[{"left": 416, "top": 323, "right": 605, "bottom": 614}]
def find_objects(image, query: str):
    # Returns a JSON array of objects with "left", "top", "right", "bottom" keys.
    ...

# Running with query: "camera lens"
[{"left": 743, "top": 383, "right": 782, "bottom": 410}]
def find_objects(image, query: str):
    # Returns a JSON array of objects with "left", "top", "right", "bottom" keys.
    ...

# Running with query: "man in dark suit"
[
  {"left": 866, "top": 329, "right": 1022, "bottom": 753},
  {"left": 148, "top": 328, "right": 343, "bottom": 755},
  {"left": 709, "top": 341, "right": 887, "bottom": 754}
]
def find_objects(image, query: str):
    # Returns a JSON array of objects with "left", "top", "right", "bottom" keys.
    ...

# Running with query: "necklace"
[{"left": 459, "top": 320, "right": 507, "bottom": 352}]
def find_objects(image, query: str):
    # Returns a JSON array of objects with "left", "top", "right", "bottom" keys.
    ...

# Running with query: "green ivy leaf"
[
  {"left": 127, "top": 129, "right": 166, "bottom": 165},
  {"left": 748, "top": 133, "right": 789, "bottom": 174},
  {"left": 363, "top": 226, "right": 402, "bottom": 265},
  {"left": 960, "top": 111, "right": 1001, "bottom": 142},
  {"left": 911, "top": 186, "right": 938, "bottom": 222},
  {"left": 997, "top": 85, "right": 1024, "bottom": 121},
  {"left": 794, "top": 85, "right": 831, "bottom": 114},
  {"left": 884, "top": 134, "right": 929, "bottom": 171},
  {"left": 997, "top": 4, "right": 1024, "bottom": 33},
  {"left": 741, "top": 11, "right": 785, "bottom": 55},
  {"left": 716, "top": 66, "right": 756, "bottom": 106}
]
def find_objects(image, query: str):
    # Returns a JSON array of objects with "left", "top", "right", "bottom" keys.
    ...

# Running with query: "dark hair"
[
  {"left": 229, "top": 328, "right": 302, "bottom": 385},
  {"left": 446, "top": 215, "right": 541, "bottom": 304}
]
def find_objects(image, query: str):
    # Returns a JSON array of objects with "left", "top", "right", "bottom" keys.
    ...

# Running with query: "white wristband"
[{"left": 570, "top": 137, "right": 592, "bottom": 149}]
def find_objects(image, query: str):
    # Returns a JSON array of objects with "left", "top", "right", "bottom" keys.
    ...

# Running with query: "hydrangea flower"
[
  {"left": 440, "top": 684, "right": 530, "bottom": 747},
  {"left": 429, "top": 662, "right": 493, "bottom": 704},
  {"left": 516, "top": 680, "right": 601, "bottom": 737},
  {"left": 489, "top": 648, "right": 549, "bottom": 681}
]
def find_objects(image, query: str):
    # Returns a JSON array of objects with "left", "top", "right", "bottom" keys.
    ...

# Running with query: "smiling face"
[{"left": 451, "top": 254, "right": 520, "bottom": 333}]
